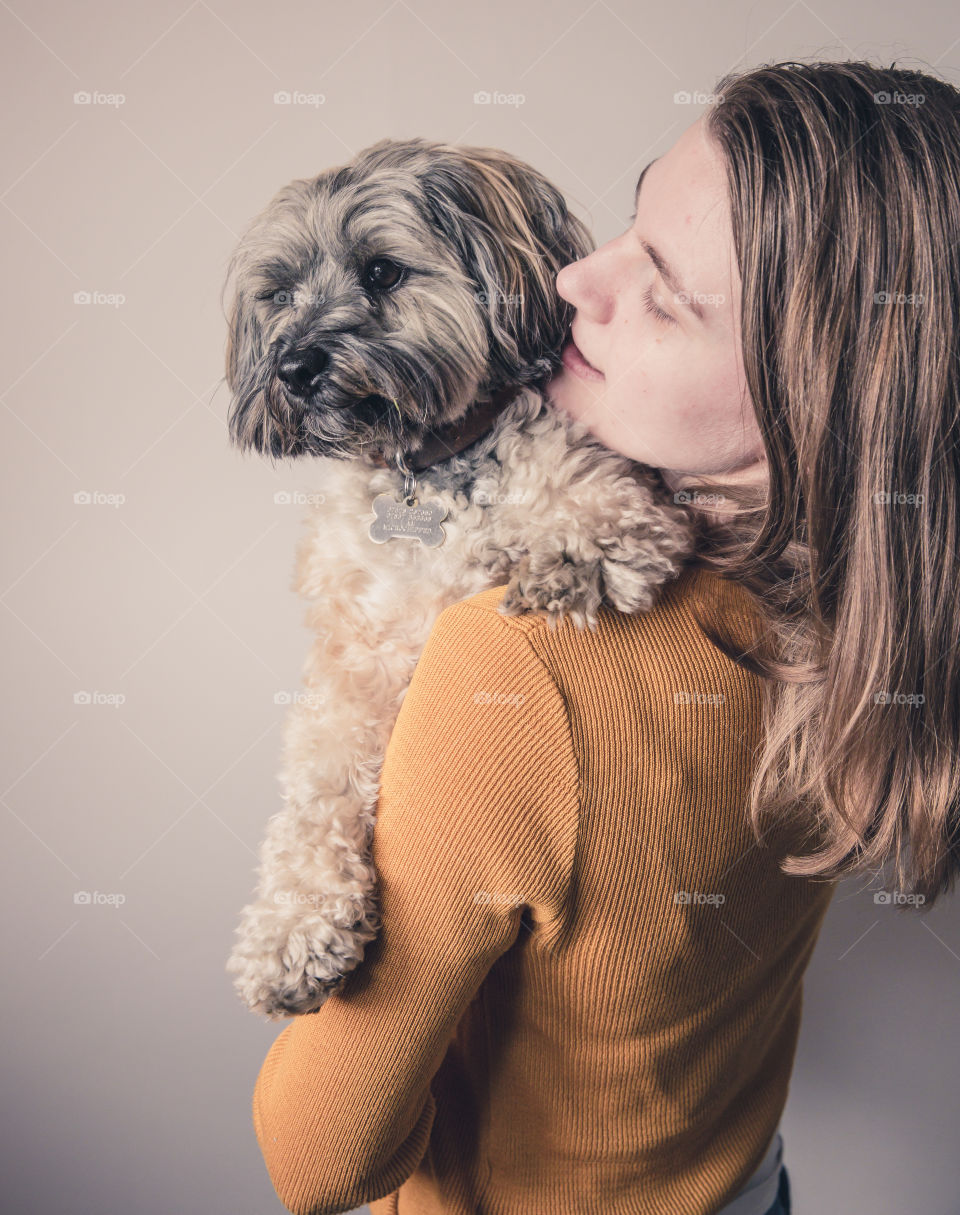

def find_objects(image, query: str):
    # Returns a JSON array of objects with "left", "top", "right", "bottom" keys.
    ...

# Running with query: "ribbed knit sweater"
[{"left": 252, "top": 565, "right": 837, "bottom": 1215}]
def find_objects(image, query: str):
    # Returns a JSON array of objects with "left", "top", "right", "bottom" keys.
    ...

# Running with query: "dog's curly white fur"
[{"left": 222, "top": 137, "right": 695, "bottom": 1019}]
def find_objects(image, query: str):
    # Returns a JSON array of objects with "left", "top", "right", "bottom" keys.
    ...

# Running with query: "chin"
[
  {"left": 549, "top": 385, "right": 595, "bottom": 426},
  {"left": 543, "top": 370, "right": 577, "bottom": 413}
]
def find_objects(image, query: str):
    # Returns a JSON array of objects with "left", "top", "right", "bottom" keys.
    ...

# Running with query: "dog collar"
[{"left": 367, "top": 385, "right": 517, "bottom": 473}]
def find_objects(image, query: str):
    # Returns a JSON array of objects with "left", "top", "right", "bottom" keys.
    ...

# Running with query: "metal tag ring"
[{"left": 395, "top": 451, "right": 417, "bottom": 505}]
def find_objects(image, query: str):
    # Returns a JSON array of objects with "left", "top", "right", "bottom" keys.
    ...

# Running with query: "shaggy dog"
[{"left": 223, "top": 137, "right": 694, "bottom": 1019}]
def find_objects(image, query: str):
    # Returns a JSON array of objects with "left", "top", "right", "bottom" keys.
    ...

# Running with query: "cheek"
[
  {"left": 607, "top": 331, "right": 701, "bottom": 417},
  {"left": 607, "top": 334, "right": 745, "bottom": 452},
  {"left": 706, "top": 341, "right": 755, "bottom": 436}
]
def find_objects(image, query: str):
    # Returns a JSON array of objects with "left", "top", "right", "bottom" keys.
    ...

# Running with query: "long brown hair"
[{"left": 679, "top": 60, "right": 960, "bottom": 907}]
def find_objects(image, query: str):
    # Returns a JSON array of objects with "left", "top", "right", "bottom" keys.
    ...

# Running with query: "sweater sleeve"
[{"left": 251, "top": 597, "right": 581, "bottom": 1215}]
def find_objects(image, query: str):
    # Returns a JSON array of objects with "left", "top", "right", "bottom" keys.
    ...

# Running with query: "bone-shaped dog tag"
[{"left": 368, "top": 492, "right": 447, "bottom": 548}]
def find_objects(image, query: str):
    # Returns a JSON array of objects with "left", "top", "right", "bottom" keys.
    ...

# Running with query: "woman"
[{"left": 250, "top": 61, "right": 960, "bottom": 1215}]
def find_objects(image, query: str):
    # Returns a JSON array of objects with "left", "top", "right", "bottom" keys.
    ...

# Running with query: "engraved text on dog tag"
[{"left": 368, "top": 493, "right": 447, "bottom": 548}]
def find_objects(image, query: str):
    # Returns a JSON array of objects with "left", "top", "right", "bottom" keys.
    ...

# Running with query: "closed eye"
[
  {"left": 629, "top": 210, "right": 677, "bottom": 326},
  {"left": 255, "top": 287, "right": 293, "bottom": 303},
  {"left": 643, "top": 284, "right": 676, "bottom": 326}
]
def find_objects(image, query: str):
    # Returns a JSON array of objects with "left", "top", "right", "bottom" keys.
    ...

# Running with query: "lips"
[
  {"left": 562, "top": 330, "right": 605, "bottom": 381},
  {"left": 571, "top": 328, "right": 602, "bottom": 369},
  {"left": 577, "top": 342, "right": 602, "bottom": 373}
]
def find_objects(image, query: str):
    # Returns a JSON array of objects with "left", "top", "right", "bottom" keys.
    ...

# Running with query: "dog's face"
[{"left": 223, "top": 137, "right": 594, "bottom": 461}]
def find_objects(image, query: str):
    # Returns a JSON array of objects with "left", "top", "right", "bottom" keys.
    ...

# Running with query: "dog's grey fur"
[{"left": 223, "top": 137, "right": 694, "bottom": 1019}]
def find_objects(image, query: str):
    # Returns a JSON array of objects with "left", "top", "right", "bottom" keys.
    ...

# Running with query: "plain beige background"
[{"left": 2, "top": 2, "right": 958, "bottom": 1213}]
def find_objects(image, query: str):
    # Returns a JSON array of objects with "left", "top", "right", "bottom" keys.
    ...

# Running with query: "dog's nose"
[{"left": 277, "top": 346, "right": 329, "bottom": 397}]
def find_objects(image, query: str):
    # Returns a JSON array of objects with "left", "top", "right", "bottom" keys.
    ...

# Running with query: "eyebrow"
[{"left": 633, "top": 158, "right": 706, "bottom": 323}]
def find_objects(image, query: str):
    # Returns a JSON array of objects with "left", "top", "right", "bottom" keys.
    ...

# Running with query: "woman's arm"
[{"left": 251, "top": 594, "right": 581, "bottom": 1215}]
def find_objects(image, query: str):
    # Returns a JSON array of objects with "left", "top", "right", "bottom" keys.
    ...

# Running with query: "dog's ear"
[
  {"left": 419, "top": 145, "right": 595, "bottom": 392},
  {"left": 221, "top": 247, "right": 269, "bottom": 451},
  {"left": 222, "top": 252, "right": 264, "bottom": 397}
]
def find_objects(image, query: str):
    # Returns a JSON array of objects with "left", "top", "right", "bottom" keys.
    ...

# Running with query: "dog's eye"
[
  {"left": 255, "top": 288, "right": 292, "bottom": 304},
  {"left": 362, "top": 258, "right": 405, "bottom": 292}
]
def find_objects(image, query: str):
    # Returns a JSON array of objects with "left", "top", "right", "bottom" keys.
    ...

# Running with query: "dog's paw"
[
  {"left": 497, "top": 508, "right": 694, "bottom": 628},
  {"left": 499, "top": 551, "right": 603, "bottom": 631},
  {"left": 232, "top": 953, "right": 347, "bottom": 1019},
  {"left": 227, "top": 901, "right": 381, "bottom": 1019},
  {"left": 596, "top": 525, "right": 694, "bottom": 616}
]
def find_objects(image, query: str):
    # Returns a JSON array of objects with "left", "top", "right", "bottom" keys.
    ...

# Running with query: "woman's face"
[{"left": 547, "top": 115, "right": 766, "bottom": 493}]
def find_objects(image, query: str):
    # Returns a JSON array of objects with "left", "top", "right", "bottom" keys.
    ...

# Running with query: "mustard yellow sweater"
[{"left": 252, "top": 566, "right": 836, "bottom": 1214}]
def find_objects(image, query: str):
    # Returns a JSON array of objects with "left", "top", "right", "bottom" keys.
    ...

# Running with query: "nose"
[
  {"left": 277, "top": 346, "right": 330, "bottom": 397},
  {"left": 556, "top": 247, "right": 615, "bottom": 324}
]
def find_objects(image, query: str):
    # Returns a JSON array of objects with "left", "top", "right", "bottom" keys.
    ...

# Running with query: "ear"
[
  {"left": 222, "top": 252, "right": 264, "bottom": 397},
  {"left": 419, "top": 145, "right": 594, "bottom": 392},
  {"left": 221, "top": 249, "right": 271, "bottom": 451}
]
